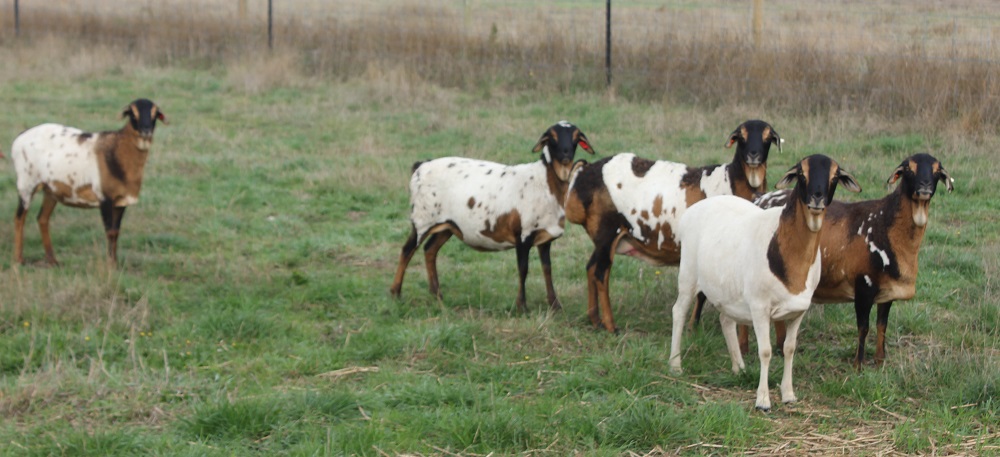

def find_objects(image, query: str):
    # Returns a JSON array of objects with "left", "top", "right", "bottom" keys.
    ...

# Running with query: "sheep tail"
[{"left": 411, "top": 160, "right": 426, "bottom": 175}]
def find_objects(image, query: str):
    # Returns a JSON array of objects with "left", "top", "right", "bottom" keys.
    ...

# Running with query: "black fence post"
[
  {"left": 268, "top": 0, "right": 273, "bottom": 50},
  {"left": 14, "top": 0, "right": 20, "bottom": 37},
  {"left": 605, "top": 0, "right": 611, "bottom": 87}
]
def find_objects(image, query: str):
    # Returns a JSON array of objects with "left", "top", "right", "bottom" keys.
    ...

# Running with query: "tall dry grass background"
[{"left": 2, "top": 0, "right": 1000, "bottom": 133}]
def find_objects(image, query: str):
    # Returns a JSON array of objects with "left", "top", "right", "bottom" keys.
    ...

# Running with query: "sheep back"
[{"left": 409, "top": 157, "right": 563, "bottom": 251}]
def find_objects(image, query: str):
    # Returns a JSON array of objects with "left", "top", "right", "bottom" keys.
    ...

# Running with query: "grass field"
[{"left": 0, "top": 2, "right": 998, "bottom": 456}]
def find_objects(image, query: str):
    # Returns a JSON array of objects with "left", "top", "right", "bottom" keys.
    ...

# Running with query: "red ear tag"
[{"left": 578, "top": 141, "right": 590, "bottom": 150}]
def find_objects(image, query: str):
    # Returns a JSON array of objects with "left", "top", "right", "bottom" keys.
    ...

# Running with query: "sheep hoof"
[
  {"left": 548, "top": 299, "right": 563, "bottom": 312},
  {"left": 755, "top": 405, "right": 771, "bottom": 413}
]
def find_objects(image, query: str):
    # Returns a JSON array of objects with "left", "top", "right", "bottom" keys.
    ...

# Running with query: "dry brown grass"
[{"left": 3, "top": 1, "right": 999, "bottom": 132}]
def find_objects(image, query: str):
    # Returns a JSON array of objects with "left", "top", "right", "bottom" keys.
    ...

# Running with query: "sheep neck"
[
  {"left": 545, "top": 160, "right": 570, "bottom": 207},
  {"left": 884, "top": 187, "right": 928, "bottom": 279},
  {"left": 96, "top": 123, "right": 151, "bottom": 205},
  {"left": 727, "top": 151, "right": 766, "bottom": 200},
  {"left": 767, "top": 200, "right": 823, "bottom": 295}
]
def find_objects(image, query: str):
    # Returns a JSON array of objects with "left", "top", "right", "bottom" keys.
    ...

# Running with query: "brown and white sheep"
[
  {"left": 389, "top": 121, "right": 595, "bottom": 312},
  {"left": 693, "top": 153, "right": 954, "bottom": 368},
  {"left": 12, "top": 98, "right": 167, "bottom": 265},
  {"left": 564, "top": 120, "right": 780, "bottom": 333}
]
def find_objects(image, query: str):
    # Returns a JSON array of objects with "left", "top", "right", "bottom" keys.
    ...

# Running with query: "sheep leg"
[
  {"left": 686, "top": 292, "right": 708, "bottom": 331},
  {"left": 514, "top": 241, "right": 532, "bottom": 313},
  {"left": 874, "top": 301, "right": 893, "bottom": 365},
  {"left": 719, "top": 312, "right": 746, "bottom": 373},
  {"left": 100, "top": 200, "right": 126, "bottom": 264},
  {"left": 38, "top": 194, "right": 60, "bottom": 266},
  {"left": 13, "top": 199, "right": 29, "bottom": 265},
  {"left": 774, "top": 320, "right": 787, "bottom": 357},
  {"left": 737, "top": 324, "right": 750, "bottom": 356},
  {"left": 668, "top": 264, "right": 698, "bottom": 374},
  {"left": 422, "top": 231, "right": 453, "bottom": 300},
  {"left": 585, "top": 237, "right": 617, "bottom": 332},
  {"left": 852, "top": 276, "right": 879, "bottom": 369},
  {"left": 536, "top": 241, "right": 562, "bottom": 311},
  {"left": 750, "top": 312, "right": 774, "bottom": 412},
  {"left": 390, "top": 227, "right": 420, "bottom": 298},
  {"left": 779, "top": 312, "right": 805, "bottom": 405}
]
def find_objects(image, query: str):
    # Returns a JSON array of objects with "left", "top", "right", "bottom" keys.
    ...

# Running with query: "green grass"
[{"left": 0, "top": 57, "right": 996, "bottom": 456}]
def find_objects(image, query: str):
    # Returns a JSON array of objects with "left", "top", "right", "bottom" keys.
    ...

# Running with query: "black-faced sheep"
[
  {"left": 564, "top": 120, "right": 780, "bottom": 332},
  {"left": 12, "top": 98, "right": 167, "bottom": 265},
  {"left": 389, "top": 121, "right": 595, "bottom": 312},
  {"left": 669, "top": 154, "right": 861, "bottom": 411}
]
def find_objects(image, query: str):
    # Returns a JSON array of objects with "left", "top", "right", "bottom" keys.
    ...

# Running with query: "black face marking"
[
  {"left": 895, "top": 153, "right": 946, "bottom": 198},
  {"left": 122, "top": 98, "right": 161, "bottom": 135},
  {"left": 730, "top": 120, "right": 777, "bottom": 166}
]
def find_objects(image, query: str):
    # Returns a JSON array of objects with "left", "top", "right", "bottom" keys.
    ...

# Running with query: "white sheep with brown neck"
[
  {"left": 668, "top": 154, "right": 861, "bottom": 411},
  {"left": 11, "top": 98, "right": 167, "bottom": 265}
]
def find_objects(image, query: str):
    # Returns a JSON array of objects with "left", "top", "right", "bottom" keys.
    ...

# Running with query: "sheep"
[
  {"left": 668, "top": 154, "right": 861, "bottom": 411},
  {"left": 700, "top": 153, "right": 953, "bottom": 368},
  {"left": 11, "top": 98, "right": 167, "bottom": 266},
  {"left": 389, "top": 121, "right": 595, "bottom": 312},
  {"left": 564, "top": 119, "right": 780, "bottom": 333}
]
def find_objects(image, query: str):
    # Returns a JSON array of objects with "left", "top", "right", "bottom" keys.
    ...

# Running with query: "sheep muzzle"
[
  {"left": 745, "top": 163, "right": 765, "bottom": 189},
  {"left": 911, "top": 199, "right": 930, "bottom": 227},
  {"left": 806, "top": 208, "right": 825, "bottom": 232}
]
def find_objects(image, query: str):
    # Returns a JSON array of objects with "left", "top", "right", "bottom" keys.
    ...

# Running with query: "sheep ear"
[
  {"left": 885, "top": 164, "right": 906, "bottom": 187},
  {"left": 531, "top": 132, "right": 549, "bottom": 153},
  {"left": 120, "top": 104, "right": 137, "bottom": 120},
  {"left": 836, "top": 168, "right": 862, "bottom": 193},
  {"left": 724, "top": 129, "right": 740, "bottom": 148},
  {"left": 768, "top": 128, "right": 782, "bottom": 153},
  {"left": 576, "top": 132, "right": 596, "bottom": 155},
  {"left": 774, "top": 165, "right": 800, "bottom": 190},
  {"left": 937, "top": 165, "right": 954, "bottom": 192},
  {"left": 154, "top": 107, "right": 169, "bottom": 125}
]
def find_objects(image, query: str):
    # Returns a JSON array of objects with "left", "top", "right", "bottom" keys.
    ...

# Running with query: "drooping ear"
[
  {"left": 576, "top": 131, "right": 596, "bottom": 155},
  {"left": 775, "top": 164, "right": 800, "bottom": 190},
  {"left": 768, "top": 127, "right": 782, "bottom": 153},
  {"left": 531, "top": 131, "right": 551, "bottom": 153},
  {"left": 885, "top": 163, "right": 906, "bottom": 187},
  {"left": 153, "top": 106, "right": 169, "bottom": 125},
  {"left": 836, "top": 168, "right": 862, "bottom": 193},
  {"left": 725, "top": 127, "right": 741, "bottom": 149},
  {"left": 120, "top": 103, "right": 138, "bottom": 120},
  {"left": 937, "top": 164, "right": 954, "bottom": 192}
]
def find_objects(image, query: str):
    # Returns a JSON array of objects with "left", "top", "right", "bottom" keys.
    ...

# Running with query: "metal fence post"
[
  {"left": 268, "top": 0, "right": 273, "bottom": 50},
  {"left": 606, "top": 0, "right": 611, "bottom": 87},
  {"left": 14, "top": 0, "right": 20, "bottom": 37}
]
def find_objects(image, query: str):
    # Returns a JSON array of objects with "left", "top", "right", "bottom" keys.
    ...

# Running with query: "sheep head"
[
  {"left": 532, "top": 120, "right": 595, "bottom": 182},
  {"left": 726, "top": 119, "right": 780, "bottom": 190},
  {"left": 121, "top": 98, "right": 167, "bottom": 150},
  {"left": 886, "top": 153, "right": 953, "bottom": 227},
  {"left": 776, "top": 154, "right": 861, "bottom": 232}
]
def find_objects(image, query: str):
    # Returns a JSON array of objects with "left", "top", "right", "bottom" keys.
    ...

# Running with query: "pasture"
[{"left": 0, "top": 1, "right": 998, "bottom": 455}]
